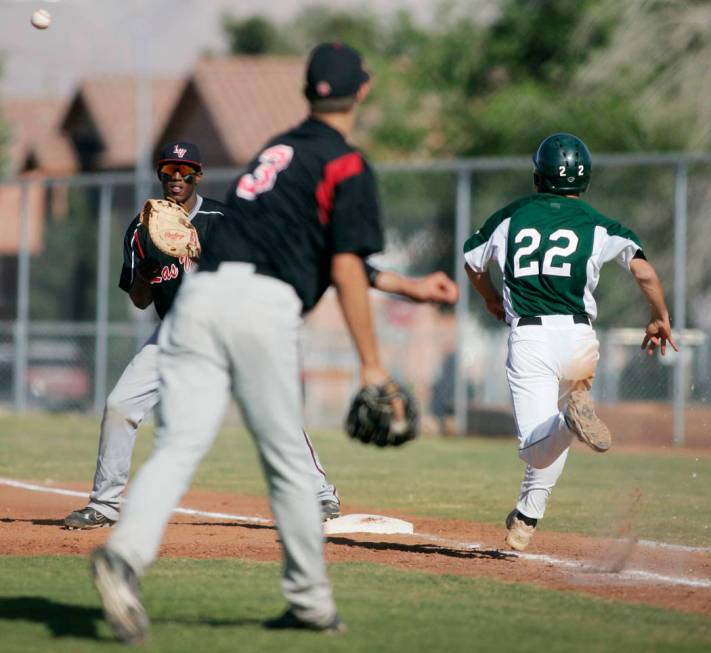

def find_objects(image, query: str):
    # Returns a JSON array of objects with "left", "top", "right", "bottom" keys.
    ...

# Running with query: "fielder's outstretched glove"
[
  {"left": 345, "top": 380, "right": 419, "bottom": 447},
  {"left": 140, "top": 198, "right": 201, "bottom": 259}
]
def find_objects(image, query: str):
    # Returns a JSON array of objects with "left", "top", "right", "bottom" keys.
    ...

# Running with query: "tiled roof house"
[
  {"left": 61, "top": 76, "right": 185, "bottom": 170},
  {"left": 156, "top": 56, "right": 307, "bottom": 167},
  {"left": 2, "top": 99, "right": 77, "bottom": 176}
]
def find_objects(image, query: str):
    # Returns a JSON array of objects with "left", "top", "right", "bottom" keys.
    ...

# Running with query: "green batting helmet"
[{"left": 532, "top": 133, "right": 592, "bottom": 194}]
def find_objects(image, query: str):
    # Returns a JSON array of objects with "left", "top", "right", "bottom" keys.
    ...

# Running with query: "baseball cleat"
[
  {"left": 505, "top": 509, "right": 536, "bottom": 552},
  {"left": 565, "top": 389, "right": 611, "bottom": 452},
  {"left": 264, "top": 608, "right": 347, "bottom": 634},
  {"left": 320, "top": 499, "right": 341, "bottom": 522},
  {"left": 64, "top": 507, "right": 117, "bottom": 530},
  {"left": 91, "top": 547, "right": 150, "bottom": 644}
]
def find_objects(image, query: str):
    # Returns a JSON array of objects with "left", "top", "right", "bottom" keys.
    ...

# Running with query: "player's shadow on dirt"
[
  {"left": 180, "top": 521, "right": 275, "bottom": 531},
  {"left": 0, "top": 517, "right": 66, "bottom": 526},
  {"left": 326, "top": 536, "right": 513, "bottom": 560},
  {"left": 0, "top": 597, "right": 104, "bottom": 639}
]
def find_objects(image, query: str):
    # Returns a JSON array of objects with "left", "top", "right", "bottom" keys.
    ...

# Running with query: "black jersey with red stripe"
[
  {"left": 201, "top": 117, "right": 383, "bottom": 312},
  {"left": 118, "top": 196, "right": 225, "bottom": 319}
]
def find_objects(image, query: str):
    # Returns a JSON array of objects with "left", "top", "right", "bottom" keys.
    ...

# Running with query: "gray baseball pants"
[
  {"left": 107, "top": 264, "right": 336, "bottom": 623},
  {"left": 87, "top": 323, "right": 337, "bottom": 523}
]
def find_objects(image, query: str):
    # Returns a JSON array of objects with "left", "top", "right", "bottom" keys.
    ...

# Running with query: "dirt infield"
[{"left": 2, "top": 481, "right": 711, "bottom": 617}]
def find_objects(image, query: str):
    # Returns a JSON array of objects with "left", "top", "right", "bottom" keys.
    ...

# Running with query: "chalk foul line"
[
  {"left": 1, "top": 477, "right": 709, "bottom": 590},
  {"left": 0, "top": 477, "right": 271, "bottom": 525}
]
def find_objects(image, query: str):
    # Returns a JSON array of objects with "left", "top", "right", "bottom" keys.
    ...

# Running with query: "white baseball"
[{"left": 31, "top": 9, "right": 52, "bottom": 30}]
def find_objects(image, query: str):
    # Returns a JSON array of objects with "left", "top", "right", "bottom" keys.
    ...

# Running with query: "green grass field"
[{"left": 1, "top": 413, "right": 710, "bottom": 652}]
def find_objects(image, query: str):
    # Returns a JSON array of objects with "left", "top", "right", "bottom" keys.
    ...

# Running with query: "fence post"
[
  {"left": 94, "top": 183, "right": 113, "bottom": 413},
  {"left": 454, "top": 169, "right": 471, "bottom": 435},
  {"left": 673, "top": 162, "right": 688, "bottom": 446},
  {"left": 13, "top": 181, "right": 31, "bottom": 412}
]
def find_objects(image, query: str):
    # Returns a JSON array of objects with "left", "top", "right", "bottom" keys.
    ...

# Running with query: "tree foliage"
[
  {"left": 223, "top": 15, "right": 286, "bottom": 55},
  {"left": 222, "top": 0, "right": 704, "bottom": 157}
]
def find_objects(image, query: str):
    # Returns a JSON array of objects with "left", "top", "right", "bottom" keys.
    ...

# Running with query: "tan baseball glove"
[{"left": 140, "top": 199, "right": 201, "bottom": 258}]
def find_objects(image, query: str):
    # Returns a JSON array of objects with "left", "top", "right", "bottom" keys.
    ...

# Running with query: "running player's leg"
[
  {"left": 514, "top": 449, "right": 569, "bottom": 520},
  {"left": 86, "top": 327, "right": 162, "bottom": 521},
  {"left": 506, "top": 328, "right": 575, "bottom": 470}
]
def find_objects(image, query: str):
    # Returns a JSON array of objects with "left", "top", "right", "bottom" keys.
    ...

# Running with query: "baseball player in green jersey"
[{"left": 463, "top": 133, "right": 677, "bottom": 551}]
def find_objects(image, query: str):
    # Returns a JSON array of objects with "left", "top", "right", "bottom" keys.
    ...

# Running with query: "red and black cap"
[
  {"left": 304, "top": 42, "right": 370, "bottom": 101},
  {"left": 156, "top": 142, "right": 202, "bottom": 170}
]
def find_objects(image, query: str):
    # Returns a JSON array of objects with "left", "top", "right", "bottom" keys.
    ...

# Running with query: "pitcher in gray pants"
[{"left": 90, "top": 42, "right": 441, "bottom": 642}]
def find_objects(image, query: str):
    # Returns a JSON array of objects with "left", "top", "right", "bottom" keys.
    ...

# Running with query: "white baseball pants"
[
  {"left": 506, "top": 316, "right": 599, "bottom": 519},
  {"left": 107, "top": 264, "right": 336, "bottom": 623}
]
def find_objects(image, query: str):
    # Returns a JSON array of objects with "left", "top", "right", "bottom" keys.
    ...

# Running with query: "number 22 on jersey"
[
  {"left": 513, "top": 228, "right": 579, "bottom": 278},
  {"left": 236, "top": 145, "right": 294, "bottom": 201}
]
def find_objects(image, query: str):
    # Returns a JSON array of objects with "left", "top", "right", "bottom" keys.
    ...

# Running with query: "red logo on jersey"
[
  {"left": 179, "top": 255, "right": 194, "bottom": 272},
  {"left": 150, "top": 257, "right": 192, "bottom": 284},
  {"left": 236, "top": 144, "right": 294, "bottom": 201}
]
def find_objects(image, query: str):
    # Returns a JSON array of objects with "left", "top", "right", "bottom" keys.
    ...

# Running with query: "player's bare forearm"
[
  {"left": 630, "top": 257, "right": 678, "bottom": 355},
  {"left": 332, "top": 253, "right": 387, "bottom": 385},
  {"left": 630, "top": 258, "right": 669, "bottom": 320},
  {"left": 465, "top": 264, "right": 505, "bottom": 320},
  {"left": 374, "top": 269, "right": 459, "bottom": 304}
]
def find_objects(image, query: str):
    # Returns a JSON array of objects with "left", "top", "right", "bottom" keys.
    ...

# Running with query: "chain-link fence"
[{"left": 1, "top": 153, "right": 709, "bottom": 445}]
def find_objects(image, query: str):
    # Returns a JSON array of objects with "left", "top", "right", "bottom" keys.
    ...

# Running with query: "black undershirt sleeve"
[
  {"left": 363, "top": 260, "right": 381, "bottom": 287},
  {"left": 118, "top": 217, "right": 142, "bottom": 292}
]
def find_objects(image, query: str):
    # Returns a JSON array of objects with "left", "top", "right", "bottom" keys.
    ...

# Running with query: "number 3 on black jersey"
[
  {"left": 236, "top": 145, "right": 294, "bottom": 200},
  {"left": 513, "top": 228, "right": 579, "bottom": 278}
]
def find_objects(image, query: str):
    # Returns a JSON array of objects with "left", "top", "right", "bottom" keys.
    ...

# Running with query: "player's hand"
[
  {"left": 408, "top": 272, "right": 459, "bottom": 304},
  {"left": 485, "top": 296, "right": 506, "bottom": 321},
  {"left": 641, "top": 316, "right": 679, "bottom": 356},
  {"left": 360, "top": 364, "right": 405, "bottom": 422},
  {"left": 137, "top": 258, "right": 161, "bottom": 283}
]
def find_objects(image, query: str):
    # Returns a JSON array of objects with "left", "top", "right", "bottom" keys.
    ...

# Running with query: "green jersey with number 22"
[{"left": 463, "top": 193, "right": 642, "bottom": 322}]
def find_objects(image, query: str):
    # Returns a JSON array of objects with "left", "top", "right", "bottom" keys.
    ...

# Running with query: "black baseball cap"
[
  {"left": 156, "top": 142, "right": 202, "bottom": 170},
  {"left": 304, "top": 42, "right": 370, "bottom": 101}
]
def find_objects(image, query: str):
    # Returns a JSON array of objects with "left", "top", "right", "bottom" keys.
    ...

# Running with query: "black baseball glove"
[{"left": 345, "top": 379, "right": 419, "bottom": 447}]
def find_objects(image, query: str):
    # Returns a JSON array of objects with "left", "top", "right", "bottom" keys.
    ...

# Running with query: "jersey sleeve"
[
  {"left": 362, "top": 259, "right": 381, "bottom": 287},
  {"left": 118, "top": 216, "right": 148, "bottom": 292},
  {"left": 330, "top": 158, "right": 384, "bottom": 257},
  {"left": 463, "top": 208, "right": 509, "bottom": 273},
  {"left": 595, "top": 218, "right": 642, "bottom": 270}
]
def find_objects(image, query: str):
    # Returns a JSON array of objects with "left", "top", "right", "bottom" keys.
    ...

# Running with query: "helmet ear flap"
[{"left": 533, "top": 170, "right": 552, "bottom": 193}]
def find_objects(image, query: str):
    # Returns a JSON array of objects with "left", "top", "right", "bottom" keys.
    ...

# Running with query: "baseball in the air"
[{"left": 31, "top": 9, "right": 52, "bottom": 30}]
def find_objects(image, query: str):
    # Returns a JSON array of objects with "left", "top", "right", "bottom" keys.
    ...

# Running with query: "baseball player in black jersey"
[
  {"left": 62, "top": 143, "right": 223, "bottom": 529},
  {"left": 90, "top": 43, "right": 430, "bottom": 640},
  {"left": 65, "top": 139, "right": 456, "bottom": 532}
]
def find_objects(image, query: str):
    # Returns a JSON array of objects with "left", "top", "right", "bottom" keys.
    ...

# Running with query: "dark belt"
[{"left": 517, "top": 314, "right": 590, "bottom": 327}]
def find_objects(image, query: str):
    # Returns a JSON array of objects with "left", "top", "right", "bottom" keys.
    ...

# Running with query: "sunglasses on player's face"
[{"left": 158, "top": 164, "right": 200, "bottom": 183}]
